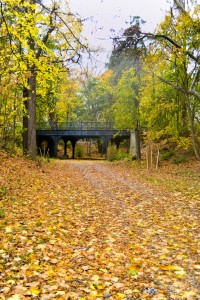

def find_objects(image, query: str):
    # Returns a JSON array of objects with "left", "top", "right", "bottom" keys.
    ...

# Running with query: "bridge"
[{"left": 36, "top": 121, "right": 131, "bottom": 158}]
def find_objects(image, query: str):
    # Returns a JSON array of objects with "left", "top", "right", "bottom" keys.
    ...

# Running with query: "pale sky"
[{"left": 69, "top": 0, "right": 171, "bottom": 73}]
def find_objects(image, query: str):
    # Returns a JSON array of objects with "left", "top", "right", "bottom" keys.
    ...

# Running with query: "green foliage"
[
  {"left": 0, "top": 186, "right": 6, "bottom": 199},
  {"left": 0, "top": 208, "right": 5, "bottom": 219},
  {"left": 113, "top": 68, "right": 140, "bottom": 130},
  {"left": 79, "top": 74, "right": 115, "bottom": 122},
  {"left": 160, "top": 150, "right": 174, "bottom": 161},
  {"left": 171, "top": 155, "right": 187, "bottom": 164},
  {"left": 107, "top": 145, "right": 132, "bottom": 162},
  {"left": 114, "top": 153, "right": 132, "bottom": 161},
  {"left": 75, "top": 145, "right": 84, "bottom": 158},
  {"left": 106, "top": 145, "right": 118, "bottom": 161}
]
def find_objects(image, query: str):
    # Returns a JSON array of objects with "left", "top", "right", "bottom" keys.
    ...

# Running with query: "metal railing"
[{"left": 36, "top": 121, "right": 116, "bottom": 131}]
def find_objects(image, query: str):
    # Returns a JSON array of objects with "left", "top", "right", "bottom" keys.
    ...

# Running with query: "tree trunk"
[
  {"left": 10, "top": 90, "right": 17, "bottom": 155},
  {"left": 188, "top": 101, "right": 200, "bottom": 160},
  {"left": 23, "top": 87, "right": 29, "bottom": 155},
  {"left": 28, "top": 71, "right": 37, "bottom": 159},
  {"left": 135, "top": 121, "right": 141, "bottom": 160}
]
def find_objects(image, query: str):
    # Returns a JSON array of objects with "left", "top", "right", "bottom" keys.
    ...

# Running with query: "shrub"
[
  {"left": 171, "top": 155, "right": 187, "bottom": 164},
  {"left": 107, "top": 145, "right": 132, "bottom": 162},
  {"left": 114, "top": 153, "right": 132, "bottom": 161},
  {"left": 75, "top": 145, "right": 84, "bottom": 158},
  {"left": 160, "top": 150, "right": 174, "bottom": 161},
  {"left": 107, "top": 145, "right": 118, "bottom": 161}
]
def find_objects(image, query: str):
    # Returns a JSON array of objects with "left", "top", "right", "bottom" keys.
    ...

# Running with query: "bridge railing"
[{"left": 36, "top": 121, "right": 116, "bottom": 131}]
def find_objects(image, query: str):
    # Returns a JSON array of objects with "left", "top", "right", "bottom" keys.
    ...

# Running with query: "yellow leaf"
[
  {"left": 159, "top": 255, "right": 167, "bottom": 260},
  {"left": 25, "top": 269, "right": 33, "bottom": 277},
  {"left": 175, "top": 269, "right": 186, "bottom": 277},
  {"left": 5, "top": 226, "right": 13, "bottom": 233},
  {"left": 91, "top": 274, "right": 100, "bottom": 282},
  {"left": 99, "top": 268, "right": 107, "bottom": 273},
  {"left": 182, "top": 291, "right": 196, "bottom": 297},
  {"left": 7, "top": 280, "right": 15, "bottom": 285},
  {"left": 132, "top": 289, "right": 140, "bottom": 293},
  {"left": 194, "top": 264, "right": 200, "bottom": 270},
  {"left": 65, "top": 275, "right": 72, "bottom": 281},
  {"left": 117, "top": 293, "right": 125, "bottom": 298},
  {"left": 47, "top": 269, "right": 55, "bottom": 277},
  {"left": 29, "top": 287, "right": 41, "bottom": 296},
  {"left": 161, "top": 265, "right": 183, "bottom": 271},
  {"left": 96, "top": 285, "right": 104, "bottom": 290},
  {"left": 8, "top": 295, "right": 21, "bottom": 300},
  {"left": 111, "top": 276, "right": 119, "bottom": 283},
  {"left": 89, "top": 283, "right": 96, "bottom": 290},
  {"left": 56, "top": 291, "right": 66, "bottom": 296}
]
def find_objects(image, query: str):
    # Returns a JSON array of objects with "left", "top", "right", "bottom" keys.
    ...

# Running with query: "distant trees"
[{"left": 78, "top": 70, "right": 114, "bottom": 122}]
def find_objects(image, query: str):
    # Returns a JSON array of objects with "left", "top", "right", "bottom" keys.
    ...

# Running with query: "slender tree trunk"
[
  {"left": 23, "top": 87, "right": 29, "bottom": 155},
  {"left": 188, "top": 100, "right": 200, "bottom": 160},
  {"left": 135, "top": 121, "right": 141, "bottom": 160},
  {"left": 10, "top": 90, "right": 17, "bottom": 155},
  {"left": 28, "top": 71, "right": 37, "bottom": 159}
]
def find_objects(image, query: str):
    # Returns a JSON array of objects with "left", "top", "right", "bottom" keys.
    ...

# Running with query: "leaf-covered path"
[{"left": 0, "top": 155, "right": 199, "bottom": 299}]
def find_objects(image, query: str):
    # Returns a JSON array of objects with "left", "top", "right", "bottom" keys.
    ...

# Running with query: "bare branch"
[{"left": 55, "top": 12, "right": 89, "bottom": 54}]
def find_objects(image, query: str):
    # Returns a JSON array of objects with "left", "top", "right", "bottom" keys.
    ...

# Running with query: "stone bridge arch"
[
  {"left": 36, "top": 122, "right": 131, "bottom": 158},
  {"left": 37, "top": 136, "right": 57, "bottom": 157}
]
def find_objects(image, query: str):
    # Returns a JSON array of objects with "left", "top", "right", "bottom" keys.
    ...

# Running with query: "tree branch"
[
  {"left": 143, "top": 33, "right": 199, "bottom": 63},
  {"left": 156, "top": 74, "right": 200, "bottom": 100},
  {"left": 174, "top": 0, "right": 187, "bottom": 13},
  {"left": 190, "top": 66, "right": 200, "bottom": 91}
]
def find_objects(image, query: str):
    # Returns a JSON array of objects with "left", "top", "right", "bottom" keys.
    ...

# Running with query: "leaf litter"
[{"left": 0, "top": 152, "right": 199, "bottom": 299}]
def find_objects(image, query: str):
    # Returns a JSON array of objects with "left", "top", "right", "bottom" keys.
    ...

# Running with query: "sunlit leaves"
[{"left": 0, "top": 0, "right": 86, "bottom": 154}]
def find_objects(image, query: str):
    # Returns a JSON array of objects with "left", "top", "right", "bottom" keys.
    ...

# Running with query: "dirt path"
[{"left": 0, "top": 156, "right": 199, "bottom": 299}]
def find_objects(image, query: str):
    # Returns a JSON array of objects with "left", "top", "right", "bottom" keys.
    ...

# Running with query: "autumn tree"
[
  {"left": 0, "top": 0, "right": 87, "bottom": 158},
  {"left": 142, "top": 0, "right": 200, "bottom": 158},
  {"left": 121, "top": 0, "right": 200, "bottom": 159},
  {"left": 111, "top": 1, "right": 199, "bottom": 159},
  {"left": 108, "top": 17, "right": 147, "bottom": 159}
]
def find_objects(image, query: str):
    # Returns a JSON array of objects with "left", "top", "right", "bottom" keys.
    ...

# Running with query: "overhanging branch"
[
  {"left": 156, "top": 74, "right": 200, "bottom": 100},
  {"left": 143, "top": 33, "right": 199, "bottom": 63}
]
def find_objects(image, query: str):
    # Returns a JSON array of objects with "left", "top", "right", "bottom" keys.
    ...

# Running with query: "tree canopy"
[{"left": 0, "top": 0, "right": 199, "bottom": 160}]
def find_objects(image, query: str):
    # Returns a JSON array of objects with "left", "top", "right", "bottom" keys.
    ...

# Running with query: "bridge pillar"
[
  {"left": 71, "top": 139, "right": 77, "bottom": 159},
  {"left": 129, "top": 131, "right": 136, "bottom": 155},
  {"left": 52, "top": 137, "right": 58, "bottom": 157},
  {"left": 102, "top": 136, "right": 110, "bottom": 154}
]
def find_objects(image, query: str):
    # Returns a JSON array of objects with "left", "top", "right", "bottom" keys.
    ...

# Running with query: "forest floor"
[{"left": 0, "top": 152, "right": 200, "bottom": 300}]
